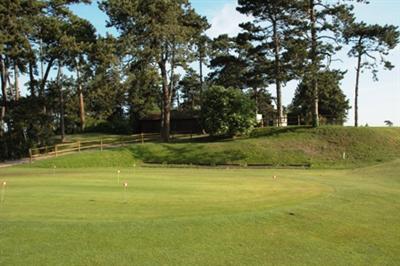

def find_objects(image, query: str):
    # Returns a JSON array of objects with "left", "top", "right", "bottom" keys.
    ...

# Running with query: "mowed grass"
[
  {"left": 29, "top": 126, "right": 400, "bottom": 169},
  {"left": 1, "top": 160, "right": 400, "bottom": 265}
]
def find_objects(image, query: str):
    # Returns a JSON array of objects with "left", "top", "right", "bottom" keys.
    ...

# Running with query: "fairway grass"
[{"left": 1, "top": 161, "right": 400, "bottom": 265}]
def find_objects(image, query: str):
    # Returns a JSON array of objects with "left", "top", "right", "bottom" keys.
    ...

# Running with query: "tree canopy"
[
  {"left": 344, "top": 22, "right": 399, "bottom": 127},
  {"left": 0, "top": 0, "right": 398, "bottom": 161}
]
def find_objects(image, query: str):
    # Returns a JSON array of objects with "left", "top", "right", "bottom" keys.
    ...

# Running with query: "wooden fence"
[{"left": 28, "top": 133, "right": 160, "bottom": 163}]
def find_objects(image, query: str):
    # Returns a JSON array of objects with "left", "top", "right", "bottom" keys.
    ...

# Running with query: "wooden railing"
[{"left": 28, "top": 133, "right": 160, "bottom": 163}]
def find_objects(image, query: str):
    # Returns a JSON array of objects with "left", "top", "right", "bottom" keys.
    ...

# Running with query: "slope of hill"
[{"left": 26, "top": 126, "right": 400, "bottom": 169}]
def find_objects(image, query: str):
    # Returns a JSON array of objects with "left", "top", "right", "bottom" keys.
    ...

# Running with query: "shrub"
[
  {"left": 201, "top": 86, "right": 256, "bottom": 136},
  {"left": 85, "top": 118, "right": 132, "bottom": 134}
]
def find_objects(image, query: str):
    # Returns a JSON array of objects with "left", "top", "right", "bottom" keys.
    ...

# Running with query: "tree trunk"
[
  {"left": 7, "top": 74, "right": 14, "bottom": 99},
  {"left": 199, "top": 47, "right": 204, "bottom": 97},
  {"left": 1, "top": 56, "right": 9, "bottom": 161},
  {"left": 252, "top": 87, "right": 258, "bottom": 112},
  {"left": 29, "top": 60, "right": 36, "bottom": 97},
  {"left": 170, "top": 44, "right": 177, "bottom": 137},
  {"left": 354, "top": 52, "right": 362, "bottom": 127},
  {"left": 273, "top": 20, "right": 283, "bottom": 127},
  {"left": 310, "top": 0, "right": 319, "bottom": 127},
  {"left": 0, "top": 56, "right": 8, "bottom": 137},
  {"left": 76, "top": 60, "right": 85, "bottom": 132},
  {"left": 199, "top": 43, "right": 207, "bottom": 134},
  {"left": 159, "top": 60, "right": 170, "bottom": 142},
  {"left": 40, "top": 39, "right": 44, "bottom": 80},
  {"left": 57, "top": 63, "right": 65, "bottom": 142},
  {"left": 60, "top": 84, "right": 65, "bottom": 142},
  {"left": 40, "top": 57, "right": 55, "bottom": 98},
  {"left": 176, "top": 91, "right": 180, "bottom": 108},
  {"left": 39, "top": 57, "right": 55, "bottom": 114},
  {"left": 14, "top": 62, "right": 19, "bottom": 101}
]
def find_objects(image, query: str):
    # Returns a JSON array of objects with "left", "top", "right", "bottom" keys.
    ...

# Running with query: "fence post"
[
  {"left": 298, "top": 115, "right": 301, "bottom": 126},
  {"left": 141, "top": 132, "right": 144, "bottom": 144},
  {"left": 78, "top": 141, "right": 81, "bottom": 152},
  {"left": 29, "top": 148, "right": 32, "bottom": 163},
  {"left": 100, "top": 138, "right": 103, "bottom": 151},
  {"left": 55, "top": 145, "right": 58, "bottom": 157}
]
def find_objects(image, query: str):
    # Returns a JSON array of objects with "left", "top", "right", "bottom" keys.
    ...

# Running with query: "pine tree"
[
  {"left": 289, "top": 70, "right": 350, "bottom": 125},
  {"left": 100, "top": 0, "right": 208, "bottom": 142},
  {"left": 178, "top": 68, "right": 201, "bottom": 111},
  {"left": 237, "top": 0, "right": 306, "bottom": 127},
  {"left": 302, "top": 0, "right": 356, "bottom": 127},
  {"left": 344, "top": 22, "right": 399, "bottom": 127}
]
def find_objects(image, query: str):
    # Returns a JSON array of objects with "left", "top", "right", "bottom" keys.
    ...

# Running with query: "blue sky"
[{"left": 71, "top": 1, "right": 400, "bottom": 126}]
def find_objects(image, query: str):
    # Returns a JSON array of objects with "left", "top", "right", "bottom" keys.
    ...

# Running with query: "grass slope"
[
  {"left": 1, "top": 161, "right": 400, "bottom": 265},
  {"left": 28, "top": 126, "right": 400, "bottom": 169}
]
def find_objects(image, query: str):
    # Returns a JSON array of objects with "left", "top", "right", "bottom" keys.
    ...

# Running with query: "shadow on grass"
[
  {"left": 250, "top": 126, "right": 312, "bottom": 138},
  {"left": 169, "top": 134, "right": 237, "bottom": 144},
  {"left": 128, "top": 143, "right": 246, "bottom": 165}
]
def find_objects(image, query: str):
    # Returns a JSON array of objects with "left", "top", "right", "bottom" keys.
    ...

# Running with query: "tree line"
[{"left": 0, "top": 0, "right": 398, "bottom": 160}]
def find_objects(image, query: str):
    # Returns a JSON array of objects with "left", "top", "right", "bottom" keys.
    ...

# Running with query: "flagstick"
[
  {"left": 123, "top": 181, "right": 128, "bottom": 203},
  {"left": 117, "top": 170, "right": 121, "bottom": 184},
  {"left": 1, "top": 181, "right": 7, "bottom": 205},
  {"left": 273, "top": 175, "right": 277, "bottom": 192}
]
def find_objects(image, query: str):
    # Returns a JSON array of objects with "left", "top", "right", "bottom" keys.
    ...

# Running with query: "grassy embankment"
[{"left": 27, "top": 126, "right": 400, "bottom": 169}]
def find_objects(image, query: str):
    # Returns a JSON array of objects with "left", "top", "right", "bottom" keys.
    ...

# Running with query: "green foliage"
[
  {"left": 201, "top": 86, "right": 256, "bottom": 136},
  {"left": 248, "top": 89, "right": 275, "bottom": 126},
  {"left": 0, "top": 0, "right": 397, "bottom": 161},
  {"left": 344, "top": 22, "right": 399, "bottom": 80},
  {"left": 84, "top": 118, "right": 132, "bottom": 135},
  {"left": 344, "top": 21, "right": 399, "bottom": 126},
  {"left": 46, "top": 75, "right": 81, "bottom": 133},
  {"left": 125, "top": 64, "right": 161, "bottom": 131},
  {"left": 0, "top": 0, "right": 97, "bottom": 159},
  {"left": 289, "top": 71, "right": 350, "bottom": 125},
  {"left": 303, "top": 0, "right": 357, "bottom": 127},
  {"left": 236, "top": 0, "right": 307, "bottom": 84},
  {"left": 100, "top": 0, "right": 209, "bottom": 141},
  {"left": 384, "top": 120, "right": 394, "bottom": 127},
  {"left": 0, "top": 97, "right": 55, "bottom": 160},
  {"left": 177, "top": 68, "right": 201, "bottom": 111},
  {"left": 208, "top": 35, "right": 248, "bottom": 89}
]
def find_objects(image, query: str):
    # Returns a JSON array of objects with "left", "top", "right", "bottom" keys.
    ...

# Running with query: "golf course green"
[{"left": 1, "top": 159, "right": 399, "bottom": 265}]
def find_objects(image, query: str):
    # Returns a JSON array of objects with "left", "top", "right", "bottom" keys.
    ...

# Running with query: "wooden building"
[{"left": 137, "top": 111, "right": 203, "bottom": 134}]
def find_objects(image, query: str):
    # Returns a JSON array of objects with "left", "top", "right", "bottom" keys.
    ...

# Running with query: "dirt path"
[{"left": 0, "top": 158, "right": 31, "bottom": 168}]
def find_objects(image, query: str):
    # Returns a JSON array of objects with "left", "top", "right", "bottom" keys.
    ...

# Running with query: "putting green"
[
  {"left": 0, "top": 168, "right": 331, "bottom": 222},
  {"left": 0, "top": 162, "right": 399, "bottom": 265}
]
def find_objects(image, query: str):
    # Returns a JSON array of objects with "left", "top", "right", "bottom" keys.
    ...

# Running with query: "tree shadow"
[
  {"left": 169, "top": 134, "right": 236, "bottom": 144},
  {"left": 250, "top": 126, "right": 312, "bottom": 138},
  {"left": 129, "top": 143, "right": 246, "bottom": 165}
]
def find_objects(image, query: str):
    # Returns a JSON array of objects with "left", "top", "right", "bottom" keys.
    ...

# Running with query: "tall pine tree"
[
  {"left": 100, "top": 0, "right": 208, "bottom": 142},
  {"left": 344, "top": 22, "right": 399, "bottom": 127},
  {"left": 237, "top": 0, "right": 305, "bottom": 127}
]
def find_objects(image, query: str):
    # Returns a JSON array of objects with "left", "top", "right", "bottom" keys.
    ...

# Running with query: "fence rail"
[{"left": 28, "top": 133, "right": 160, "bottom": 163}]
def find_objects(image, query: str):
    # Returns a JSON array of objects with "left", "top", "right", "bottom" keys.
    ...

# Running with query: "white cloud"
[{"left": 206, "top": 3, "right": 252, "bottom": 39}]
